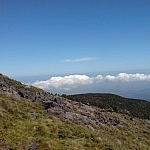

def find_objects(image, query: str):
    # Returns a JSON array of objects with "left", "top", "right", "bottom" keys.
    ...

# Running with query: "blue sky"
[
  {"left": 1, "top": 1, "right": 150, "bottom": 99},
  {"left": 1, "top": 0, "right": 150, "bottom": 77}
]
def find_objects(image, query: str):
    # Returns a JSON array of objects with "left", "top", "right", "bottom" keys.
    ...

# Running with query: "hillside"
[
  {"left": 0, "top": 74, "right": 150, "bottom": 149},
  {"left": 0, "top": 74, "right": 126, "bottom": 127},
  {"left": 0, "top": 93, "right": 101, "bottom": 150},
  {"left": 65, "top": 93, "right": 150, "bottom": 120},
  {"left": 1, "top": 93, "right": 150, "bottom": 150}
]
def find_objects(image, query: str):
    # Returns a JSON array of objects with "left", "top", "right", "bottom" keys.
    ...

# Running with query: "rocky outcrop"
[
  {"left": 45, "top": 96, "right": 123, "bottom": 127},
  {"left": 0, "top": 74, "right": 123, "bottom": 128}
]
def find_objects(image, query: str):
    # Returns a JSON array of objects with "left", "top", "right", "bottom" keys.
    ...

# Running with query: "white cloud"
[
  {"left": 64, "top": 57, "right": 97, "bottom": 62},
  {"left": 32, "top": 75, "right": 93, "bottom": 91},
  {"left": 103, "top": 73, "right": 150, "bottom": 82},
  {"left": 31, "top": 73, "right": 150, "bottom": 91}
]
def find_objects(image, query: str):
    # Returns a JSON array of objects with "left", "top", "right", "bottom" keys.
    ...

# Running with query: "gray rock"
[
  {"left": 145, "top": 119, "right": 150, "bottom": 124},
  {"left": 0, "top": 73, "right": 123, "bottom": 129},
  {"left": 86, "top": 125, "right": 95, "bottom": 131}
]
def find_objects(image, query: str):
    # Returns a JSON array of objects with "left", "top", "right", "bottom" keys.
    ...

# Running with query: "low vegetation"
[
  {"left": 65, "top": 93, "right": 150, "bottom": 120},
  {"left": 1, "top": 74, "right": 43, "bottom": 92},
  {"left": 0, "top": 93, "right": 150, "bottom": 150}
]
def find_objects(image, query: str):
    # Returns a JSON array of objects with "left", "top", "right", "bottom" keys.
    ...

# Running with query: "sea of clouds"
[{"left": 32, "top": 73, "right": 150, "bottom": 94}]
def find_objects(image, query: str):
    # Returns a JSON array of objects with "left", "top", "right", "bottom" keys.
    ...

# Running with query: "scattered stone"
[
  {"left": 86, "top": 125, "right": 95, "bottom": 131},
  {"left": 117, "top": 139, "right": 122, "bottom": 146},
  {"left": 0, "top": 73, "right": 123, "bottom": 129},
  {"left": 145, "top": 119, "right": 150, "bottom": 124},
  {"left": 27, "top": 141, "right": 39, "bottom": 150},
  {"left": 97, "top": 137, "right": 102, "bottom": 141},
  {"left": 28, "top": 112, "right": 37, "bottom": 119}
]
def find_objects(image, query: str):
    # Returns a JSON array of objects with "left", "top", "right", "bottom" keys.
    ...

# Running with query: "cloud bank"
[
  {"left": 64, "top": 57, "right": 97, "bottom": 62},
  {"left": 32, "top": 73, "right": 150, "bottom": 91}
]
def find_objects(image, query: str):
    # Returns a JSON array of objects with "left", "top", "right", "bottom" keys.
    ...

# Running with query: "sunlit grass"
[{"left": 0, "top": 93, "right": 150, "bottom": 150}]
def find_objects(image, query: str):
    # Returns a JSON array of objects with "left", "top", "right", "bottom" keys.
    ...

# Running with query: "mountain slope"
[
  {"left": 65, "top": 93, "right": 150, "bottom": 120},
  {"left": 1, "top": 93, "right": 150, "bottom": 150},
  {"left": 0, "top": 93, "right": 101, "bottom": 150},
  {"left": 0, "top": 73, "right": 125, "bottom": 127},
  {"left": 0, "top": 74, "right": 150, "bottom": 149}
]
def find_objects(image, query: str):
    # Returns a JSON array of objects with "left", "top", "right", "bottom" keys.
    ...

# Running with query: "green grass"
[
  {"left": 2, "top": 74, "right": 44, "bottom": 92},
  {"left": 0, "top": 93, "right": 150, "bottom": 150}
]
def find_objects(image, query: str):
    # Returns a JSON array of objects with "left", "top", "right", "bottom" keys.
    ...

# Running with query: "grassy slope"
[
  {"left": 0, "top": 93, "right": 150, "bottom": 150},
  {"left": 66, "top": 93, "right": 150, "bottom": 120},
  {"left": 2, "top": 74, "right": 44, "bottom": 92}
]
